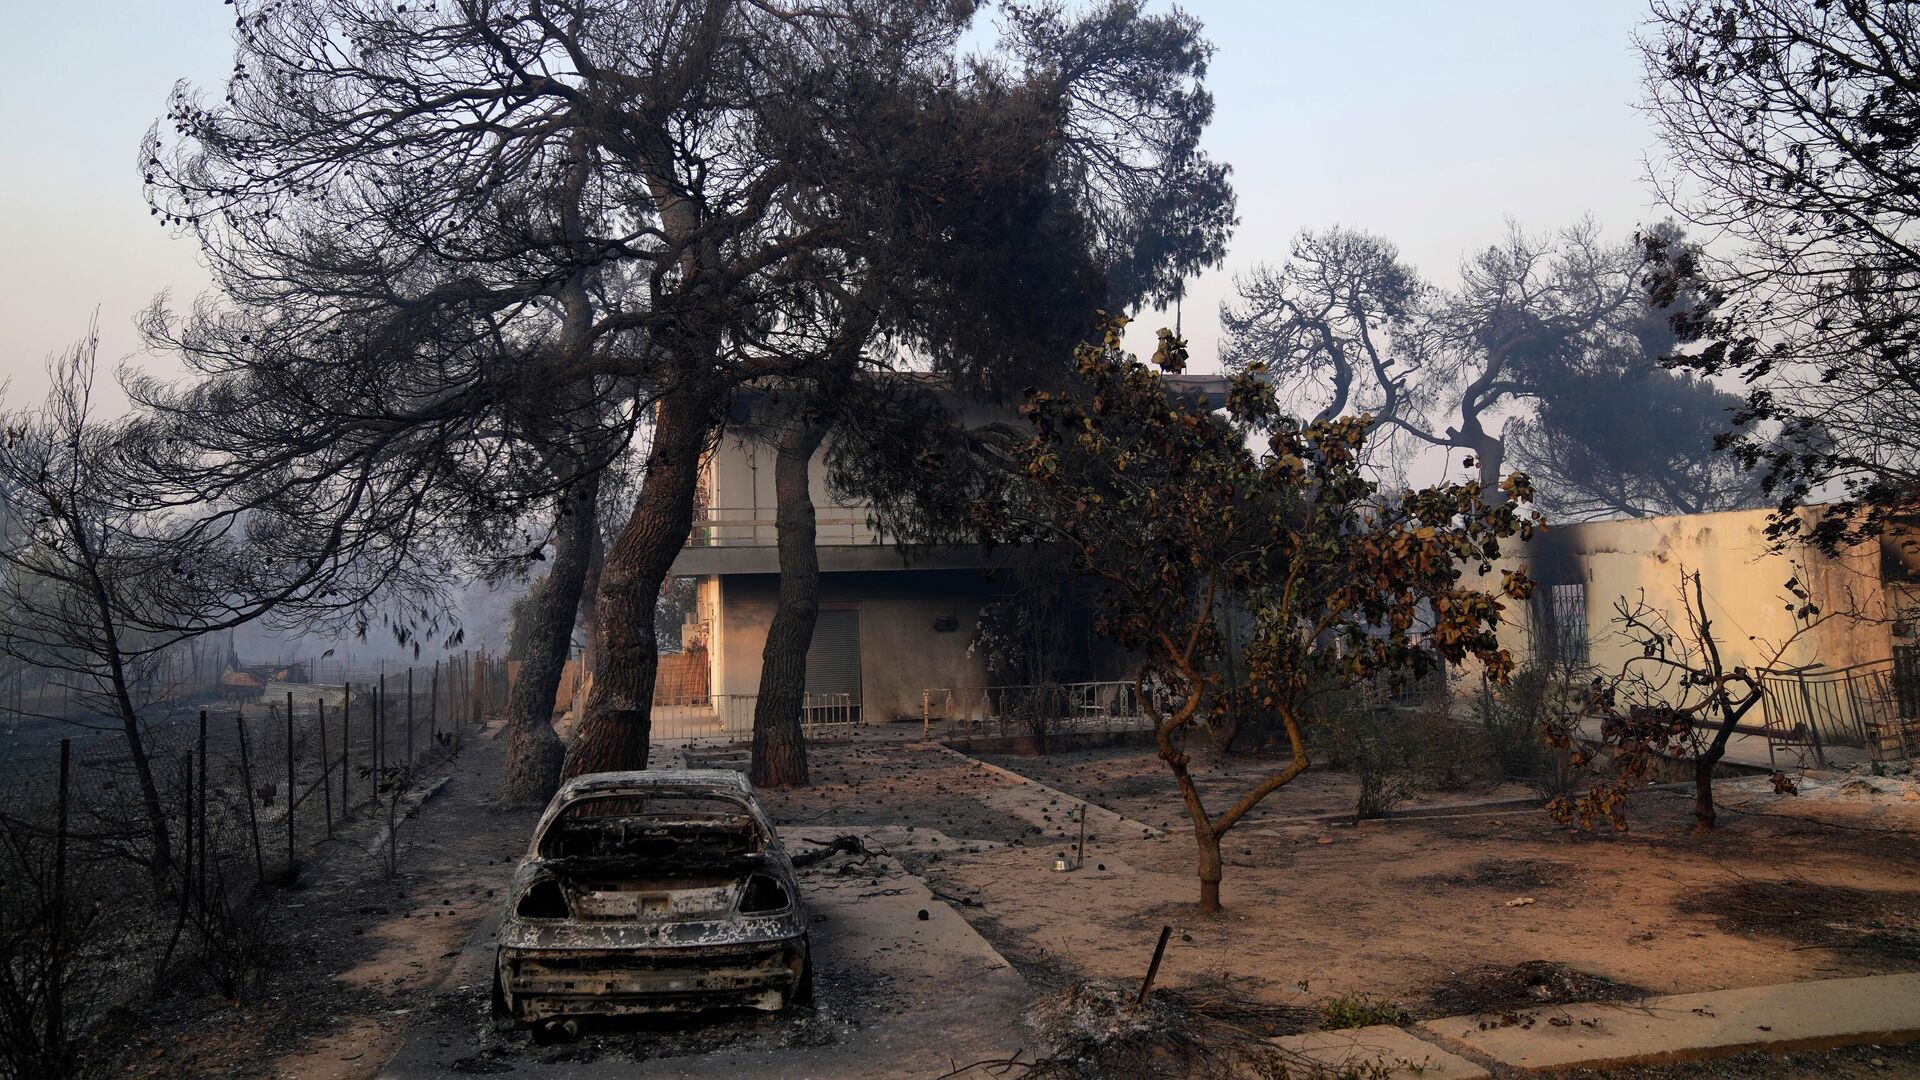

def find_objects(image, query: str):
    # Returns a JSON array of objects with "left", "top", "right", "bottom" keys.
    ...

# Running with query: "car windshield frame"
[{"left": 531, "top": 788, "right": 773, "bottom": 862}]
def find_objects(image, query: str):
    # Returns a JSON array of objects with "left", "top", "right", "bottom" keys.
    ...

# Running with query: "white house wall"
[
  {"left": 709, "top": 569, "right": 991, "bottom": 721},
  {"left": 1496, "top": 506, "right": 1893, "bottom": 675}
]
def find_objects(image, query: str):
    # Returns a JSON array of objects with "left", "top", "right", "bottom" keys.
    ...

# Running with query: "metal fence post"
[
  {"left": 285, "top": 691, "right": 295, "bottom": 872},
  {"left": 341, "top": 681, "right": 352, "bottom": 819},
  {"left": 49, "top": 737, "right": 70, "bottom": 1061},
  {"left": 317, "top": 699, "right": 333, "bottom": 837},
  {"left": 197, "top": 710, "right": 208, "bottom": 909},
  {"left": 376, "top": 673, "right": 386, "bottom": 778},
  {"left": 1795, "top": 671, "right": 1828, "bottom": 765}
]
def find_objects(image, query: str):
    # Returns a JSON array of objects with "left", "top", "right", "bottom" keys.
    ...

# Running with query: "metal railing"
[
  {"left": 1758, "top": 659, "right": 1900, "bottom": 756},
  {"left": 685, "top": 506, "right": 885, "bottom": 548},
  {"left": 649, "top": 692, "right": 859, "bottom": 745},
  {"left": 920, "top": 680, "right": 1155, "bottom": 741}
]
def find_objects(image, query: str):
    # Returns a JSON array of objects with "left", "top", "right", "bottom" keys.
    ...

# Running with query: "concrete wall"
[
  {"left": 706, "top": 569, "right": 993, "bottom": 721},
  {"left": 1499, "top": 506, "right": 1894, "bottom": 675}
]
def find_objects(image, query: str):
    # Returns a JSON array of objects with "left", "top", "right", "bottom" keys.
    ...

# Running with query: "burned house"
[{"left": 1500, "top": 504, "right": 1919, "bottom": 758}]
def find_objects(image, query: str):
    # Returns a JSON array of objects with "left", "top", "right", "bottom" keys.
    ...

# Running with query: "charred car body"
[{"left": 493, "top": 770, "right": 810, "bottom": 1028}]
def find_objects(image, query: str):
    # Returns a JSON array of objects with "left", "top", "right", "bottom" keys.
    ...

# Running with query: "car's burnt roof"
[{"left": 553, "top": 769, "right": 755, "bottom": 802}]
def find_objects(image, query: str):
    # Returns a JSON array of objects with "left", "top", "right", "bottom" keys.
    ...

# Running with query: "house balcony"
[{"left": 687, "top": 506, "right": 886, "bottom": 549}]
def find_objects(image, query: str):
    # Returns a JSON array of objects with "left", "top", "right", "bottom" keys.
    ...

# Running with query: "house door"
[{"left": 804, "top": 608, "right": 862, "bottom": 713}]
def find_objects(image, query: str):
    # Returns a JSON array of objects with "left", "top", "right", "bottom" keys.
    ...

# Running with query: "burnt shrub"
[{"left": 1476, "top": 667, "right": 1583, "bottom": 797}]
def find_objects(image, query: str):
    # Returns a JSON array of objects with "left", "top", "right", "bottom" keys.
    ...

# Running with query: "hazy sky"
[{"left": 0, "top": 1, "right": 1665, "bottom": 406}]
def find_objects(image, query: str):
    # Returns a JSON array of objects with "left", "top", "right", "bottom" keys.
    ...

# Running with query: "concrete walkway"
[{"left": 1274, "top": 971, "right": 1920, "bottom": 1076}]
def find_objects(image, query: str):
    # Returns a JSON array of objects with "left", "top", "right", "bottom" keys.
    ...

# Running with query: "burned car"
[{"left": 492, "top": 770, "right": 810, "bottom": 1030}]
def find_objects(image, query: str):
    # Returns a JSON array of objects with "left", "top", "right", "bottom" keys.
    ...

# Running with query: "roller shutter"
[{"left": 804, "top": 608, "right": 862, "bottom": 705}]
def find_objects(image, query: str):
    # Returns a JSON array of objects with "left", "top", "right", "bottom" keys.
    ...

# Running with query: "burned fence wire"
[{"left": 0, "top": 651, "right": 509, "bottom": 1069}]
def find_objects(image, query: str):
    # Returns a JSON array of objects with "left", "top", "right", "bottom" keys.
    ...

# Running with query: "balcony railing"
[{"left": 686, "top": 506, "right": 885, "bottom": 547}]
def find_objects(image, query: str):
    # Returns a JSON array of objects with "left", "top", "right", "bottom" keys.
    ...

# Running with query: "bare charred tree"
[
  {"left": 1502, "top": 223, "right": 1771, "bottom": 520},
  {"left": 1640, "top": 0, "right": 1920, "bottom": 549},
  {"left": 1220, "top": 228, "right": 1426, "bottom": 433},
  {"left": 1555, "top": 570, "right": 1841, "bottom": 833},
  {"left": 0, "top": 333, "right": 191, "bottom": 881},
  {"left": 1224, "top": 221, "right": 1772, "bottom": 521}
]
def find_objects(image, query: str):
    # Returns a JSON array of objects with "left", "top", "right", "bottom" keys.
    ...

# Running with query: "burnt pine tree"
[
  {"left": 1640, "top": 0, "right": 1920, "bottom": 548},
  {"left": 979, "top": 318, "right": 1537, "bottom": 912},
  {"left": 740, "top": 0, "right": 1235, "bottom": 786},
  {"left": 136, "top": 282, "right": 641, "bottom": 803},
  {"left": 499, "top": 471, "right": 604, "bottom": 803},
  {"left": 144, "top": 1, "right": 1023, "bottom": 777},
  {"left": 1222, "top": 221, "right": 1646, "bottom": 495},
  {"left": 1501, "top": 225, "right": 1770, "bottom": 520}
]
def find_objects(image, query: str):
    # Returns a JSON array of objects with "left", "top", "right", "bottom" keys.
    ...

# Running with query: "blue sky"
[{"left": 0, "top": 1, "right": 1663, "bottom": 403}]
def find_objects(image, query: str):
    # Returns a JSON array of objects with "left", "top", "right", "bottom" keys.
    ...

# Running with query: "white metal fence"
[
  {"left": 919, "top": 680, "right": 1155, "bottom": 740},
  {"left": 649, "top": 692, "right": 859, "bottom": 745}
]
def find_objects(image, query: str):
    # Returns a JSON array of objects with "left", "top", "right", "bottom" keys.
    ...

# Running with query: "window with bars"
[{"left": 1532, "top": 582, "right": 1590, "bottom": 667}]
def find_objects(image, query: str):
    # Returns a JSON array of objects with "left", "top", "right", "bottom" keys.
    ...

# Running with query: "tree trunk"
[
  {"left": 751, "top": 417, "right": 827, "bottom": 789},
  {"left": 504, "top": 478, "right": 600, "bottom": 806},
  {"left": 68, "top": 511, "right": 171, "bottom": 882},
  {"left": 1472, "top": 432, "right": 1506, "bottom": 497},
  {"left": 1693, "top": 752, "right": 1718, "bottom": 831},
  {"left": 565, "top": 388, "right": 711, "bottom": 778},
  {"left": 1155, "top": 688, "right": 1224, "bottom": 914},
  {"left": 1195, "top": 827, "right": 1223, "bottom": 913},
  {"left": 578, "top": 522, "right": 605, "bottom": 676},
  {"left": 116, "top": 690, "right": 171, "bottom": 884}
]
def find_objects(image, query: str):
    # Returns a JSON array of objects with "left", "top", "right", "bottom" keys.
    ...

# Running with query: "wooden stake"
[{"left": 1138, "top": 925, "right": 1172, "bottom": 1004}]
